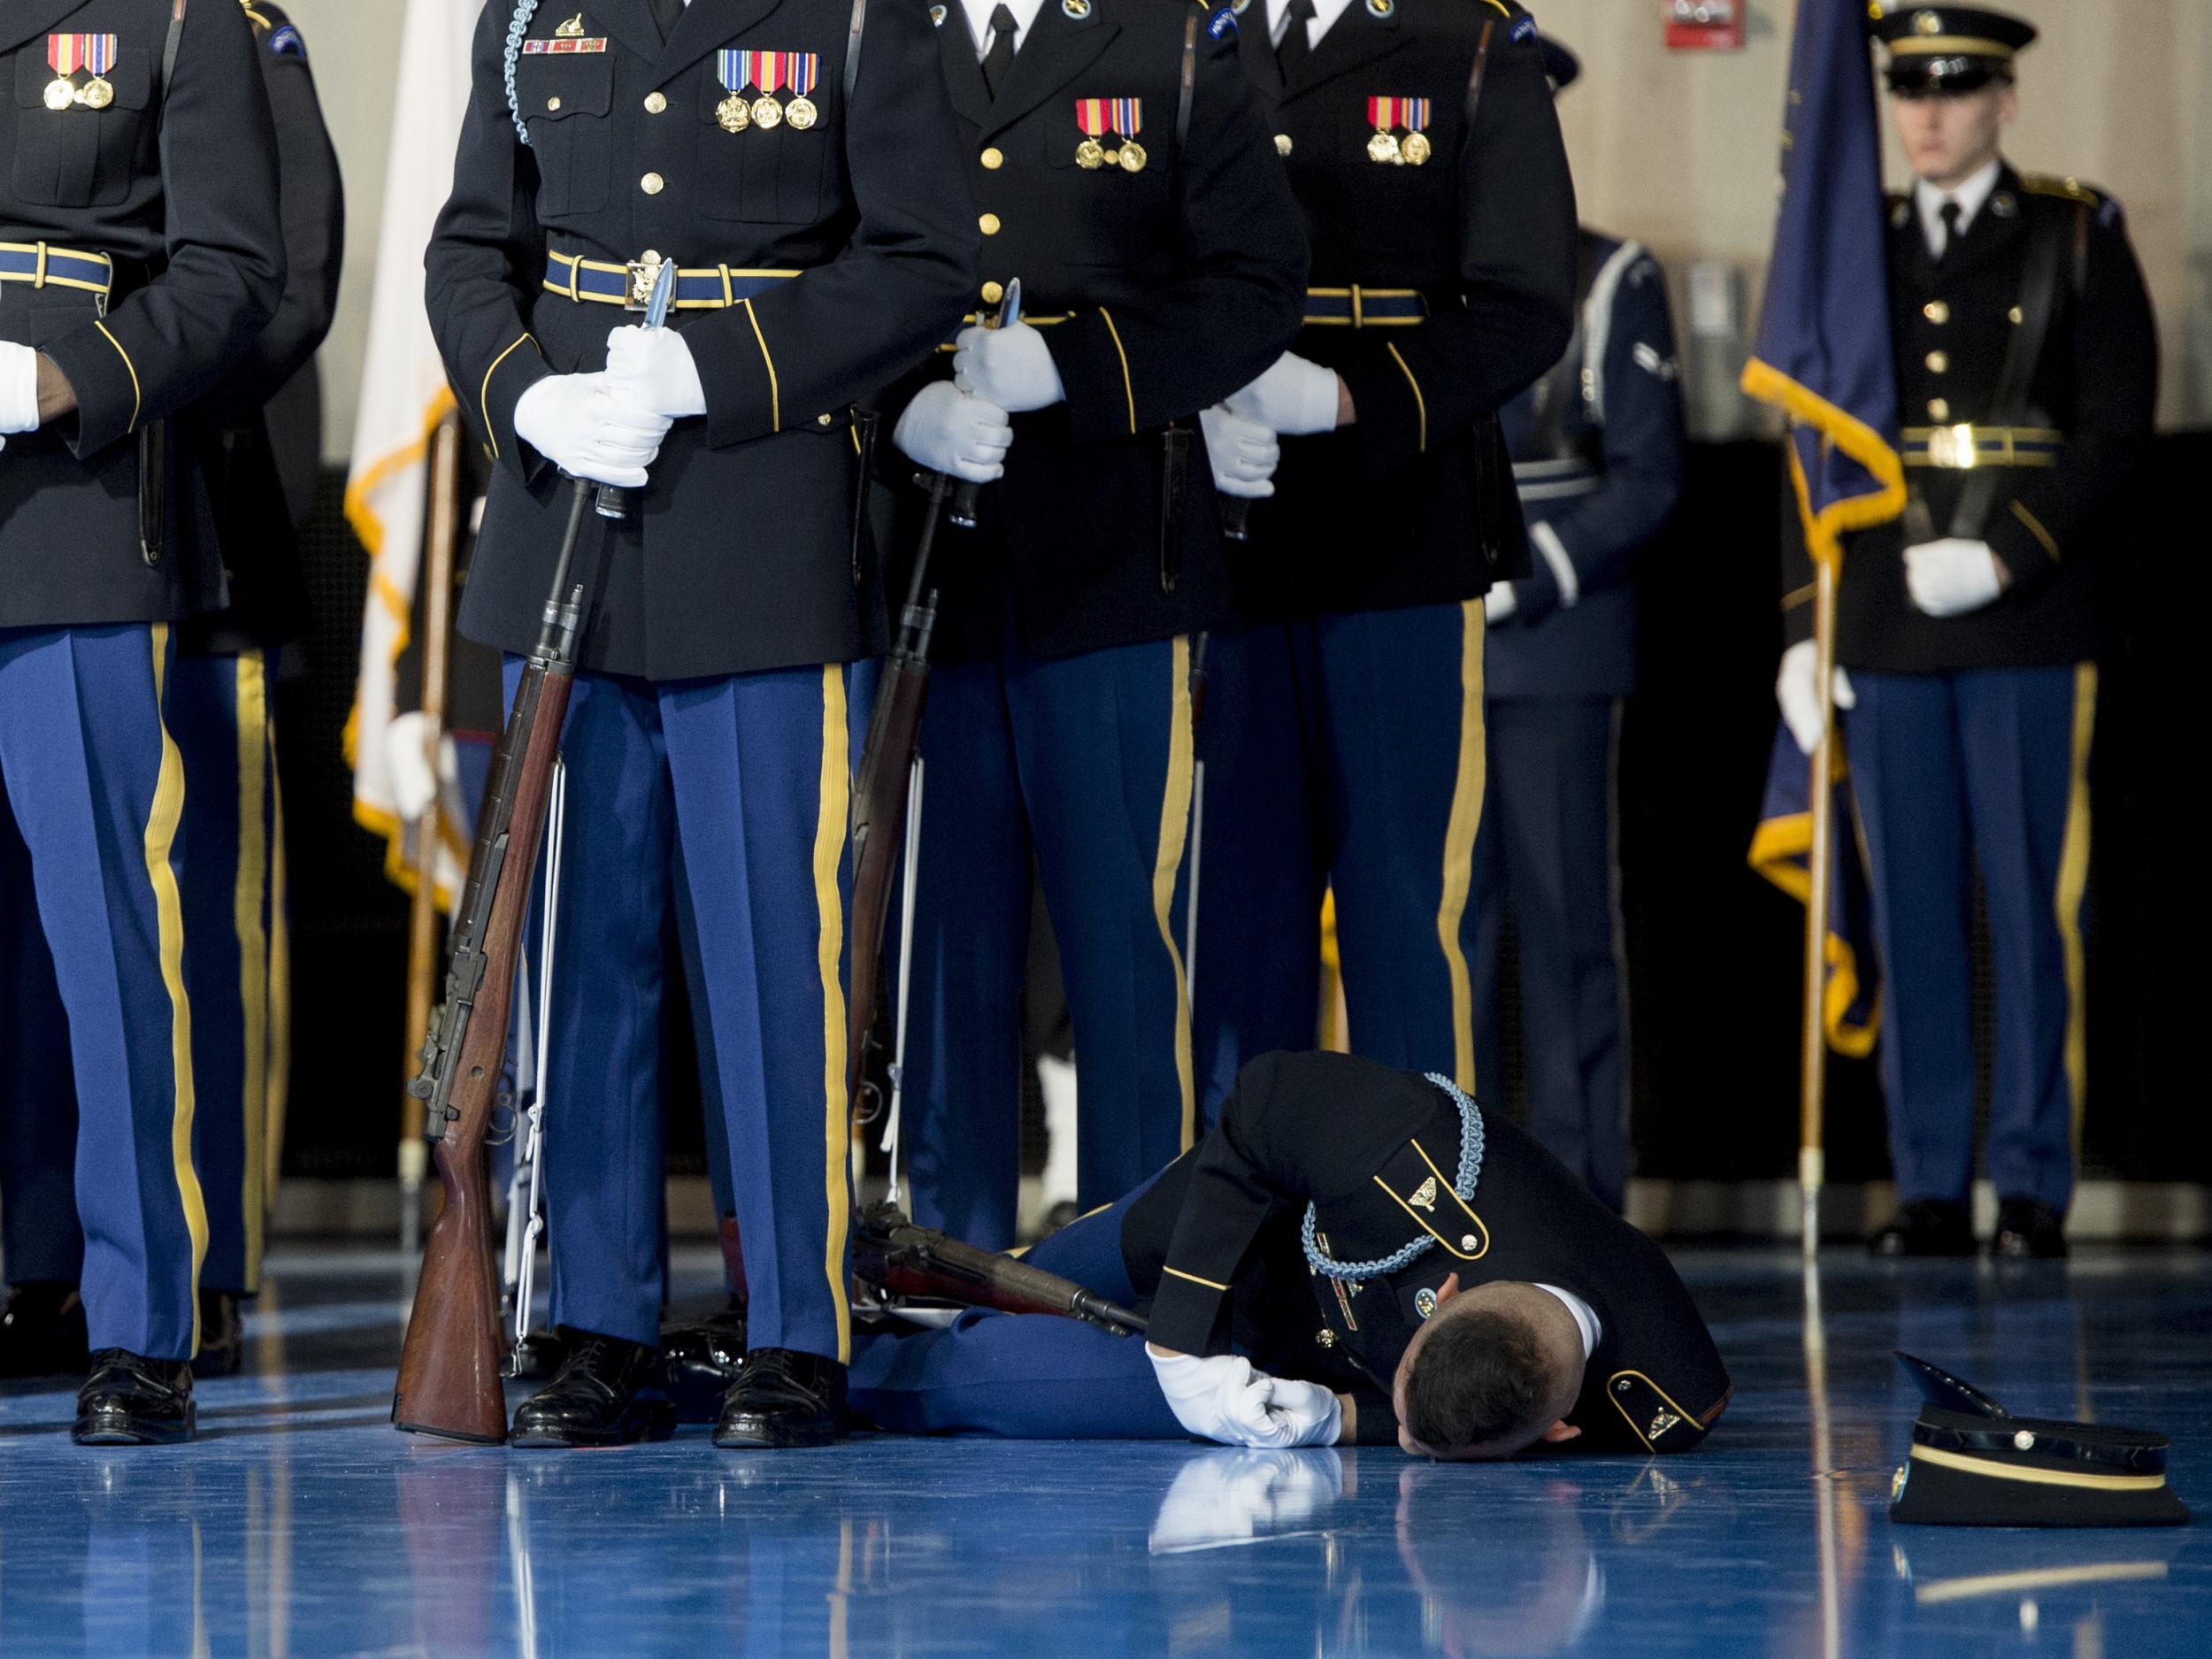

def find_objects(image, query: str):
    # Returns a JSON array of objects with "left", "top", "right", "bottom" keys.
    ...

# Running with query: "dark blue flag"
[{"left": 1740, "top": 0, "right": 1905, "bottom": 563}]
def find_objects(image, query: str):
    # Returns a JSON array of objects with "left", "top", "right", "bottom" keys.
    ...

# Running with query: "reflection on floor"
[{"left": 0, "top": 1247, "right": 2204, "bottom": 1658}]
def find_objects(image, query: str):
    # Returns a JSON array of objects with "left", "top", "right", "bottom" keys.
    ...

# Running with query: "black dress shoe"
[
  {"left": 661, "top": 1302, "right": 749, "bottom": 1424},
  {"left": 192, "top": 1290, "right": 242, "bottom": 1380},
  {"left": 1993, "top": 1197, "right": 2068, "bottom": 1260},
  {"left": 511, "top": 1331, "right": 676, "bottom": 1448},
  {"left": 73, "top": 1350, "right": 196, "bottom": 1445},
  {"left": 1870, "top": 1199, "right": 1976, "bottom": 1257},
  {"left": 713, "top": 1348, "right": 847, "bottom": 1449},
  {"left": 0, "top": 1282, "right": 90, "bottom": 1379}
]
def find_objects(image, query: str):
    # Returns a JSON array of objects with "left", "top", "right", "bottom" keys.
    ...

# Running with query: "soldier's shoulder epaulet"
[
  {"left": 2020, "top": 173, "right": 2125, "bottom": 230},
  {"left": 1186, "top": 0, "right": 1243, "bottom": 41},
  {"left": 1477, "top": 0, "right": 1540, "bottom": 43},
  {"left": 241, "top": 1, "right": 306, "bottom": 56}
]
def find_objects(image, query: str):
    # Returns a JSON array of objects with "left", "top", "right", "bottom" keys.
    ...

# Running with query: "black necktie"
[
  {"left": 1276, "top": 0, "right": 1316, "bottom": 87},
  {"left": 982, "top": 4, "right": 1018, "bottom": 98},
  {"left": 1936, "top": 201, "right": 1962, "bottom": 263}
]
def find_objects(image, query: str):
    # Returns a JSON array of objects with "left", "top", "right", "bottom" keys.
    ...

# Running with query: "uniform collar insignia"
[
  {"left": 556, "top": 12, "right": 587, "bottom": 37},
  {"left": 1409, "top": 1175, "right": 1439, "bottom": 1212},
  {"left": 1649, "top": 1408, "right": 1682, "bottom": 1440}
]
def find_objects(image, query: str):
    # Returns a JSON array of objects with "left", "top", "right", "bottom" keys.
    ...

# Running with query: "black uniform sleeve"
[
  {"left": 425, "top": 1, "right": 557, "bottom": 479},
  {"left": 1046, "top": 25, "right": 1307, "bottom": 443},
  {"left": 1333, "top": 17, "right": 1575, "bottom": 480},
  {"left": 41, "top": 0, "right": 285, "bottom": 457},
  {"left": 683, "top": 0, "right": 979, "bottom": 449},
  {"left": 1147, "top": 1052, "right": 1428, "bottom": 1356},
  {"left": 1982, "top": 204, "right": 2157, "bottom": 588},
  {"left": 1513, "top": 249, "right": 1683, "bottom": 624},
  {"left": 199, "top": 6, "right": 343, "bottom": 422}
]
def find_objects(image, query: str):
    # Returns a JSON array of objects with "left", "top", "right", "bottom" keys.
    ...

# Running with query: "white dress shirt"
[
  {"left": 959, "top": 0, "right": 1046, "bottom": 62},
  {"left": 1913, "top": 157, "right": 2001, "bottom": 259},
  {"left": 1535, "top": 1283, "right": 1603, "bottom": 1362},
  {"left": 1264, "top": 0, "right": 1358, "bottom": 51}
]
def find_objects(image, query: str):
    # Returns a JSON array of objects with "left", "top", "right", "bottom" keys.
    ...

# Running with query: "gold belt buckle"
[
  {"left": 624, "top": 253, "right": 665, "bottom": 311},
  {"left": 1926, "top": 423, "right": 1977, "bottom": 469}
]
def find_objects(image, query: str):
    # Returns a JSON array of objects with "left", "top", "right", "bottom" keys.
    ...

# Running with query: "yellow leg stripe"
[
  {"left": 1151, "top": 637, "right": 1199, "bottom": 1150},
  {"left": 2056, "top": 663, "right": 2096, "bottom": 1154},
  {"left": 814, "top": 666, "right": 854, "bottom": 1362},
  {"left": 146, "top": 626, "right": 208, "bottom": 1356},
  {"left": 265, "top": 754, "right": 291, "bottom": 1202},
  {"left": 1386, "top": 342, "right": 1427, "bottom": 454},
  {"left": 1097, "top": 308, "right": 1138, "bottom": 436},
  {"left": 742, "top": 298, "right": 781, "bottom": 432},
  {"left": 1433, "top": 602, "right": 1486, "bottom": 1094},
  {"left": 233, "top": 653, "right": 271, "bottom": 1290},
  {"left": 95, "top": 321, "right": 142, "bottom": 434}
]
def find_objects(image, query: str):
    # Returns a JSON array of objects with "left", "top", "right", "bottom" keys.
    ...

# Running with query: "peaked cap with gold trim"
[{"left": 1870, "top": 4, "right": 2036, "bottom": 94}]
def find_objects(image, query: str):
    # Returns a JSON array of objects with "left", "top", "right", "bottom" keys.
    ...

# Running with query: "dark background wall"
[{"left": 273, "top": 436, "right": 2212, "bottom": 1192}]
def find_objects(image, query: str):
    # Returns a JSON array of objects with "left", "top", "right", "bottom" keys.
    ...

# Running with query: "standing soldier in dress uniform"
[
  {"left": 1185, "top": 0, "right": 1576, "bottom": 1114},
  {"left": 427, "top": 0, "right": 976, "bottom": 1448},
  {"left": 878, "top": 0, "right": 1306, "bottom": 1248},
  {"left": 0, "top": 0, "right": 285, "bottom": 1441},
  {"left": 1775, "top": 7, "right": 2156, "bottom": 1259},
  {"left": 0, "top": 0, "right": 342, "bottom": 1384},
  {"left": 1476, "top": 35, "right": 1684, "bottom": 1215}
]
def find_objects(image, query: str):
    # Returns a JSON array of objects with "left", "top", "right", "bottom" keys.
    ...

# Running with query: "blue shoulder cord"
[
  {"left": 1302, "top": 1073, "right": 1486, "bottom": 1282},
  {"left": 503, "top": 0, "right": 542, "bottom": 146}
]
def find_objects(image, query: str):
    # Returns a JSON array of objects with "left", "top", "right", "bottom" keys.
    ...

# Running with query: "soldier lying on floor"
[{"left": 847, "top": 1050, "right": 1732, "bottom": 1457}]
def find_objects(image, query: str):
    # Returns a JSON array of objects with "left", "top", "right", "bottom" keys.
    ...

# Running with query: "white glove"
[
  {"left": 1148, "top": 1348, "right": 1340, "bottom": 1449},
  {"left": 1776, "top": 639, "right": 1856, "bottom": 757},
  {"left": 893, "top": 381, "right": 1014, "bottom": 484},
  {"left": 1904, "top": 537, "right": 2005, "bottom": 618},
  {"left": 952, "top": 320, "right": 1064, "bottom": 413},
  {"left": 603, "top": 325, "right": 707, "bottom": 419},
  {"left": 1486, "top": 582, "right": 1519, "bottom": 623},
  {"left": 380, "top": 711, "right": 458, "bottom": 824},
  {"left": 1224, "top": 352, "right": 1340, "bottom": 437},
  {"left": 0, "top": 341, "right": 42, "bottom": 444},
  {"left": 1148, "top": 1448, "right": 1346, "bottom": 1555},
  {"left": 1199, "top": 404, "right": 1279, "bottom": 499},
  {"left": 512, "top": 372, "right": 672, "bottom": 488}
]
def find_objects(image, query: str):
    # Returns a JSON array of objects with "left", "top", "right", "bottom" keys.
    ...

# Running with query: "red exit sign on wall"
[{"left": 1664, "top": 0, "right": 1744, "bottom": 50}]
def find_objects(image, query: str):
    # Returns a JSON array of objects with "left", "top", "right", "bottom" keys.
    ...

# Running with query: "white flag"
[{"left": 344, "top": 0, "right": 484, "bottom": 906}]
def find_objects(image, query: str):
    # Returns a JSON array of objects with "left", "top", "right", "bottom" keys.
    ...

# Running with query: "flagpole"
[
  {"left": 1798, "top": 553, "right": 1839, "bottom": 1260},
  {"left": 399, "top": 410, "right": 464, "bottom": 1256}
]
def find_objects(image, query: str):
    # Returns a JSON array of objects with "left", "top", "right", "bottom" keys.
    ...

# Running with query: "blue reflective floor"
[{"left": 0, "top": 1247, "right": 2205, "bottom": 1658}]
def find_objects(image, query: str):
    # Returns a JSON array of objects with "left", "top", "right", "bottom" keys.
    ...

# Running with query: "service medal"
[
  {"left": 81, "top": 76, "right": 113, "bottom": 110},
  {"left": 715, "top": 52, "right": 753, "bottom": 131},
  {"left": 718, "top": 92, "right": 751, "bottom": 132},
  {"left": 750, "top": 48, "right": 787, "bottom": 129},
  {"left": 751, "top": 96, "right": 783, "bottom": 129},
  {"left": 783, "top": 53, "right": 821, "bottom": 131},
  {"left": 1075, "top": 137, "right": 1106, "bottom": 169},
  {"left": 785, "top": 96, "right": 817, "bottom": 129},
  {"left": 43, "top": 77, "right": 73, "bottom": 111},
  {"left": 1117, "top": 140, "right": 1147, "bottom": 173},
  {"left": 1367, "top": 129, "right": 1401, "bottom": 164},
  {"left": 1400, "top": 130, "right": 1431, "bottom": 165}
]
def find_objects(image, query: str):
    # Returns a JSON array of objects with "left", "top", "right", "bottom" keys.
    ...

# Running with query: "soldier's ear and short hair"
[{"left": 1402, "top": 1301, "right": 1565, "bottom": 1456}]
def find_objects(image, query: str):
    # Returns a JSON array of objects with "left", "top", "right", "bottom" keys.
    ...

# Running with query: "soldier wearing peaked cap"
[
  {"left": 873, "top": 0, "right": 1307, "bottom": 1249},
  {"left": 0, "top": 0, "right": 342, "bottom": 1389},
  {"left": 426, "top": 0, "right": 978, "bottom": 1449},
  {"left": 0, "top": 0, "right": 287, "bottom": 1443},
  {"left": 1181, "top": 0, "right": 1579, "bottom": 1119},
  {"left": 1776, "top": 5, "right": 2157, "bottom": 1261}
]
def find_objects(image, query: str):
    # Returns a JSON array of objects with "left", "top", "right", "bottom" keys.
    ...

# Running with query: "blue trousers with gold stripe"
[
  {"left": 0, "top": 648, "right": 288, "bottom": 1303},
  {"left": 898, "top": 625, "right": 1196, "bottom": 1251},
  {"left": 1845, "top": 664, "right": 2095, "bottom": 1212},
  {"left": 0, "top": 625, "right": 204, "bottom": 1359},
  {"left": 508, "top": 658, "right": 856, "bottom": 1361},
  {"left": 1189, "top": 605, "right": 1487, "bottom": 1123}
]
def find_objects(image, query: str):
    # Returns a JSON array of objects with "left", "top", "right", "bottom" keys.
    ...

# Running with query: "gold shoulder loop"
[
  {"left": 241, "top": 2, "right": 275, "bottom": 33},
  {"left": 2020, "top": 173, "right": 2106, "bottom": 207},
  {"left": 1481, "top": 0, "right": 1517, "bottom": 17}
]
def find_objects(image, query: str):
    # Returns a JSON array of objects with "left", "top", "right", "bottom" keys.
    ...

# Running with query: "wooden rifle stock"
[
  {"left": 394, "top": 480, "right": 593, "bottom": 1443},
  {"left": 846, "top": 472, "right": 953, "bottom": 1094},
  {"left": 854, "top": 1206, "right": 1147, "bottom": 1336}
]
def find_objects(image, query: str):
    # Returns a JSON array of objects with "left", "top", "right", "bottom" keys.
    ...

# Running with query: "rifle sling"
[{"left": 1941, "top": 202, "right": 2071, "bottom": 541}]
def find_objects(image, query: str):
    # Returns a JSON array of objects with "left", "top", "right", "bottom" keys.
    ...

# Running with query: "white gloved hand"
[
  {"left": 603, "top": 325, "right": 707, "bottom": 419},
  {"left": 893, "top": 381, "right": 1014, "bottom": 483},
  {"left": 1255, "top": 1375, "right": 1344, "bottom": 1448},
  {"left": 1486, "top": 582, "right": 1519, "bottom": 623},
  {"left": 1148, "top": 1448, "right": 1346, "bottom": 1555},
  {"left": 1148, "top": 1347, "right": 1340, "bottom": 1449},
  {"left": 0, "top": 341, "right": 42, "bottom": 444},
  {"left": 1776, "top": 639, "right": 1857, "bottom": 757},
  {"left": 1199, "top": 404, "right": 1279, "bottom": 499},
  {"left": 512, "top": 372, "right": 672, "bottom": 488},
  {"left": 380, "top": 710, "right": 458, "bottom": 825},
  {"left": 1224, "top": 352, "right": 1341, "bottom": 437},
  {"left": 952, "top": 320, "right": 1065, "bottom": 413},
  {"left": 1904, "top": 537, "right": 2006, "bottom": 618}
]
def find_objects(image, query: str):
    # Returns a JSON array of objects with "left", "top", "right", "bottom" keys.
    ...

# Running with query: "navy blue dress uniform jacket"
[
  {"left": 1223, "top": 0, "right": 1575, "bottom": 621},
  {"left": 185, "top": 0, "right": 342, "bottom": 655},
  {"left": 879, "top": 0, "right": 1307, "bottom": 664},
  {"left": 0, "top": 0, "right": 284, "bottom": 628},
  {"left": 1492, "top": 230, "right": 1682, "bottom": 702},
  {"left": 1784, "top": 165, "right": 2157, "bottom": 674},
  {"left": 1132, "top": 1050, "right": 1732, "bottom": 1452},
  {"left": 431, "top": 0, "right": 980, "bottom": 682}
]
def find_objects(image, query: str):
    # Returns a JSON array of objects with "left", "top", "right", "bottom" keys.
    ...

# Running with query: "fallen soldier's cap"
[{"left": 1888, "top": 1352, "right": 2190, "bottom": 1528}]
